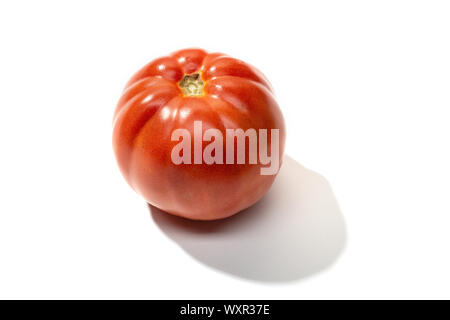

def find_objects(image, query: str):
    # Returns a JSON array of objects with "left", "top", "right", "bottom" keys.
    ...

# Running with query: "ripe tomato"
[{"left": 113, "top": 48, "right": 285, "bottom": 220}]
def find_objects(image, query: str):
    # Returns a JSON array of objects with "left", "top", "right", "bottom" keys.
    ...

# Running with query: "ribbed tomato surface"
[{"left": 113, "top": 48, "right": 285, "bottom": 220}]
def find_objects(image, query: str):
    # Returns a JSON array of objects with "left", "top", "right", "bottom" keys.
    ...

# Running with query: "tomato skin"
[{"left": 113, "top": 49, "right": 285, "bottom": 220}]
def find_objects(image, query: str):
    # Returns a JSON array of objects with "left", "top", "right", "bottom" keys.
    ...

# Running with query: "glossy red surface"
[{"left": 113, "top": 49, "right": 285, "bottom": 220}]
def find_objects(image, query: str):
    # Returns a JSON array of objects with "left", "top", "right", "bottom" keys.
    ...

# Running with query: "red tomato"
[{"left": 113, "top": 48, "right": 285, "bottom": 220}]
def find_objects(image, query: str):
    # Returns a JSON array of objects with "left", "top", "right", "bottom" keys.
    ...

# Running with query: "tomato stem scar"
[{"left": 178, "top": 73, "right": 205, "bottom": 97}]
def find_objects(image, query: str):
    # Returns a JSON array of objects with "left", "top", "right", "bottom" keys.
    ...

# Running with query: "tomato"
[{"left": 113, "top": 48, "right": 285, "bottom": 220}]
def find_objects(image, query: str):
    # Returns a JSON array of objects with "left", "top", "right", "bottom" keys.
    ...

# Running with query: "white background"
[{"left": 0, "top": 1, "right": 449, "bottom": 299}]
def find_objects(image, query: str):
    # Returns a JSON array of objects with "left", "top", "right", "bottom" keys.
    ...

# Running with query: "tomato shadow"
[{"left": 149, "top": 155, "right": 347, "bottom": 283}]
